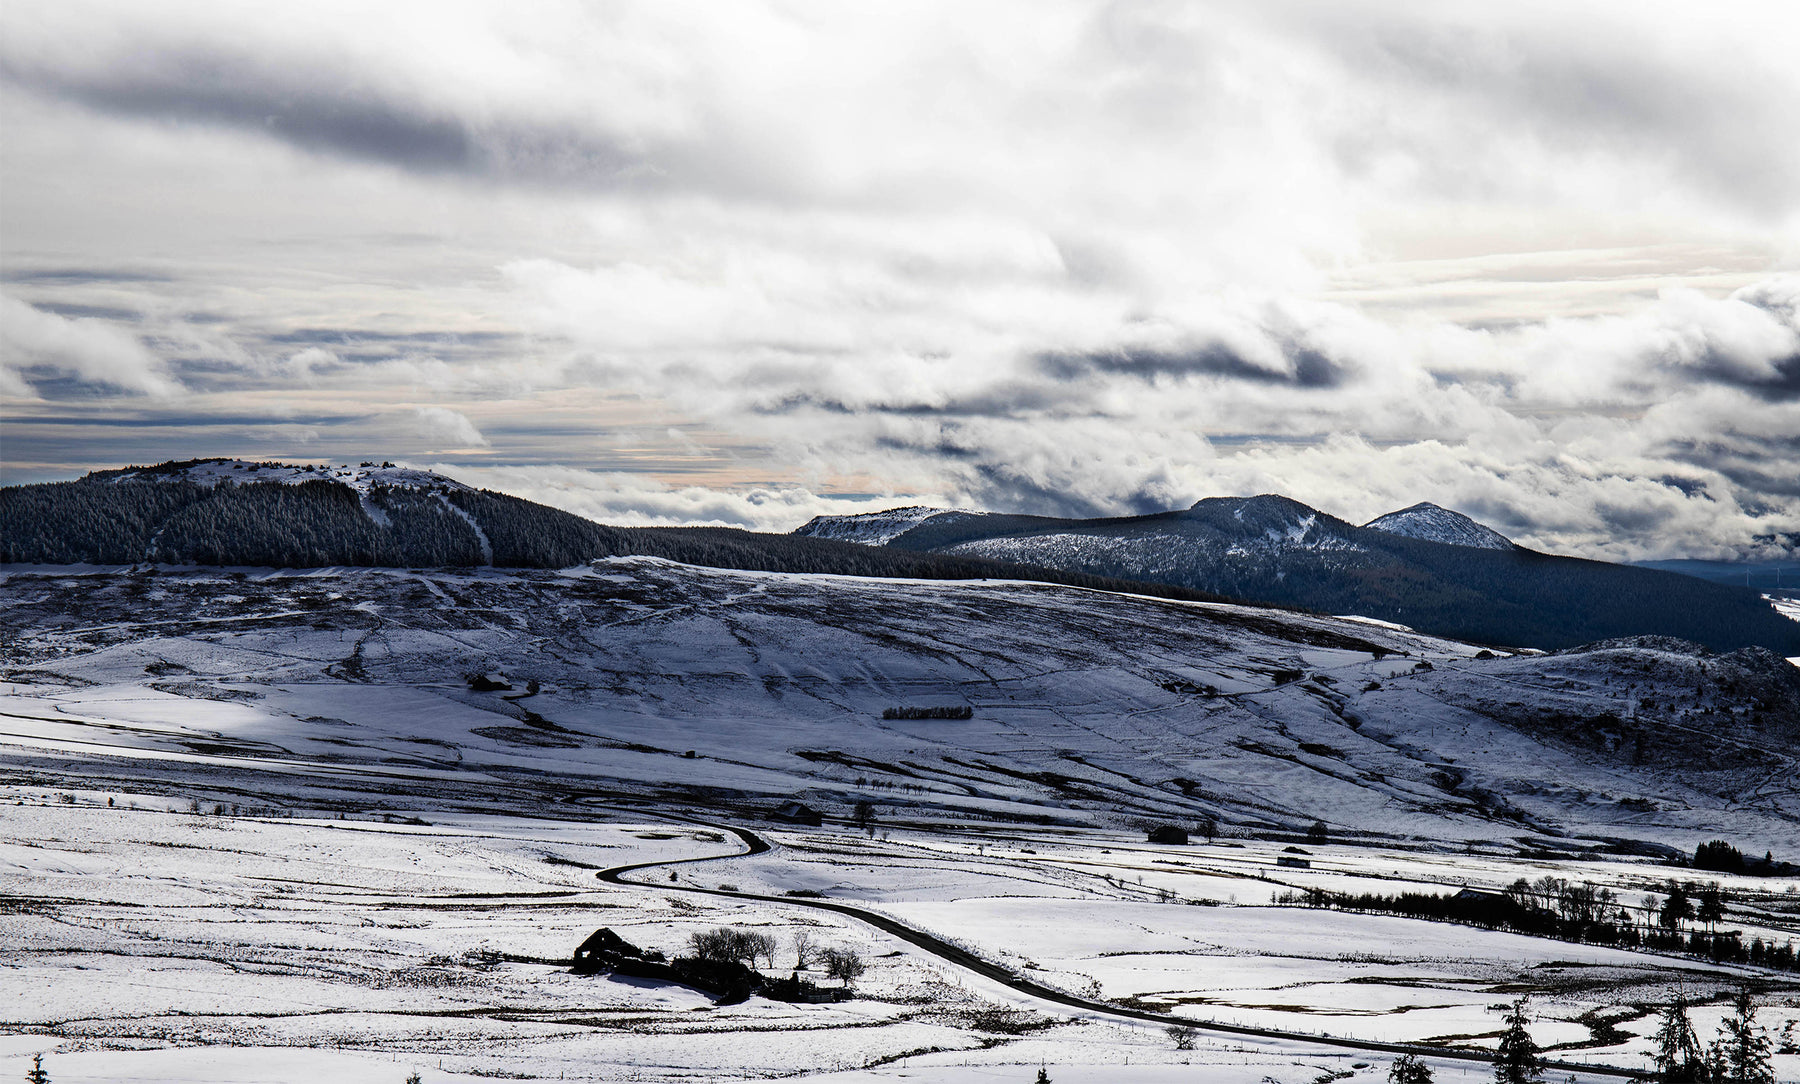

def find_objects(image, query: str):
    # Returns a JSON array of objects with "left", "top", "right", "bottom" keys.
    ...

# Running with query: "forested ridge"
[
  {"left": 7, "top": 463, "right": 1798, "bottom": 653},
  {"left": 872, "top": 497, "right": 1800, "bottom": 655},
  {"left": 0, "top": 469, "right": 1246, "bottom": 610}
]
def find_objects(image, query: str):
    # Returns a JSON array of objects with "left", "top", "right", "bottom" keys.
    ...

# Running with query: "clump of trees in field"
[
  {"left": 689, "top": 926, "right": 866, "bottom": 987},
  {"left": 881, "top": 705, "right": 973, "bottom": 720},
  {"left": 1693, "top": 839, "right": 1792, "bottom": 876},
  {"left": 689, "top": 927, "right": 778, "bottom": 969},
  {"left": 1273, "top": 875, "right": 1798, "bottom": 972}
]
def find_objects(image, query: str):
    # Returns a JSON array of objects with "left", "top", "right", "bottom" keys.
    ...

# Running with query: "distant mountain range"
[
  {"left": 795, "top": 497, "right": 1800, "bottom": 655},
  {"left": 3, "top": 459, "right": 1796, "bottom": 655},
  {"left": 0, "top": 458, "right": 1241, "bottom": 607}
]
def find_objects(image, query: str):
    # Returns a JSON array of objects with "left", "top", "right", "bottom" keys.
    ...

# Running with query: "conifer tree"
[
  {"left": 1652, "top": 996, "right": 1709, "bottom": 1083},
  {"left": 1661, "top": 884, "right": 1695, "bottom": 933},
  {"left": 24, "top": 1053, "right": 50, "bottom": 1084},
  {"left": 1494, "top": 997, "right": 1543, "bottom": 1083},
  {"left": 1711, "top": 988, "right": 1774, "bottom": 1084}
]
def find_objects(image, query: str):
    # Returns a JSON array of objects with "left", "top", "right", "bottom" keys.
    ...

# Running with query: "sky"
[{"left": 2, "top": 0, "right": 1798, "bottom": 561}]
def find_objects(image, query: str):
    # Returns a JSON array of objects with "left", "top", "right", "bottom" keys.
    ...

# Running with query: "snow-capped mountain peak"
[
  {"left": 90, "top": 458, "right": 470, "bottom": 495},
  {"left": 1363, "top": 502, "right": 1512, "bottom": 550}
]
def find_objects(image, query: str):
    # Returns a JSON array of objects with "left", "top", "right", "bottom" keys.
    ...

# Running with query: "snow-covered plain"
[{"left": 4, "top": 560, "right": 1799, "bottom": 1081}]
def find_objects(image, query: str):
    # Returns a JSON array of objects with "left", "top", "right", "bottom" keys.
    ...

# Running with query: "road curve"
[{"left": 596, "top": 817, "right": 1641, "bottom": 1080}]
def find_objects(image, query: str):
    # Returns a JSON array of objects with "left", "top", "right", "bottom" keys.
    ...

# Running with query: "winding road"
[{"left": 598, "top": 817, "right": 1642, "bottom": 1080}]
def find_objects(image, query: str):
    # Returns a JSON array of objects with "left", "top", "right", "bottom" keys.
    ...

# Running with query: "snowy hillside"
[
  {"left": 1363, "top": 502, "right": 1513, "bottom": 550},
  {"left": 793, "top": 505, "right": 963, "bottom": 545},
  {"left": 4, "top": 560, "right": 1795, "bottom": 850},
  {"left": 7, "top": 560, "right": 1800, "bottom": 1083}
]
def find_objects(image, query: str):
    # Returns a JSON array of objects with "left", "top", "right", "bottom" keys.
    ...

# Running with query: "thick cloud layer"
[{"left": 2, "top": 2, "right": 1798, "bottom": 560}]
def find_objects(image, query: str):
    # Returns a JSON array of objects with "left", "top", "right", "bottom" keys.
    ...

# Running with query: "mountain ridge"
[
  {"left": 4, "top": 459, "right": 1797, "bottom": 655},
  {"left": 794, "top": 494, "right": 1800, "bottom": 656},
  {"left": 0, "top": 458, "right": 1256, "bottom": 612}
]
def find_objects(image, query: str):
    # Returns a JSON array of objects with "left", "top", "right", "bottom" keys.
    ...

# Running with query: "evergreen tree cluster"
[
  {"left": 1691, "top": 840, "right": 1791, "bottom": 876},
  {"left": 446, "top": 488, "right": 632, "bottom": 567},
  {"left": 881, "top": 705, "right": 974, "bottom": 719},
  {"left": 1274, "top": 881, "right": 1800, "bottom": 972},
  {"left": 1648, "top": 990, "right": 1777, "bottom": 1084},
  {"left": 0, "top": 479, "right": 202, "bottom": 564},
  {"left": 152, "top": 481, "right": 489, "bottom": 567}
]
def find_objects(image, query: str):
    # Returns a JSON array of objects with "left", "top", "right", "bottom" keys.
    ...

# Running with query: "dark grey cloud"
[
  {"left": 1660, "top": 435, "right": 1800, "bottom": 499},
  {"left": 3, "top": 51, "right": 477, "bottom": 175},
  {"left": 1037, "top": 342, "right": 1347, "bottom": 387},
  {"left": 0, "top": 267, "right": 175, "bottom": 284},
  {"left": 262, "top": 328, "right": 517, "bottom": 346},
  {"left": 0, "top": 43, "right": 781, "bottom": 197},
  {"left": 1696, "top": 351, "right": 1800, "bottom": 400},
  {"left": 751, "top": 383, "right": 1092, "bottom": 419},
  {"left": 966, "top": 461, "right": 1181, "bottom": 520},
  {"left": 29, "top": 302, "right": 142, "bottom": 320},
  {"left": 5, "top": 410, "right": 374, "bottom": 429}
]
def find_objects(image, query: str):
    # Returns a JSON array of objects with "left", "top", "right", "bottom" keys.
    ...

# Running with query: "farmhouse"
[
  {"left": 773, "top": 801, "right": 824, "bottom": 826},
  {"left": 1452, "top": 887, "right": 1510, "bottom": 906}
]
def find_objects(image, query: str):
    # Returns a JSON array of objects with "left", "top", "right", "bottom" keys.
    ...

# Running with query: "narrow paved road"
[{"left": 597, "top": 818, "right": 1642, "bottom": 1080}]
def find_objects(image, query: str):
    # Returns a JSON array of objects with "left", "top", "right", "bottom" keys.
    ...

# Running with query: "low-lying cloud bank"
[{"left": 4, "top": 274, "right": 1796, "bottom": 563}]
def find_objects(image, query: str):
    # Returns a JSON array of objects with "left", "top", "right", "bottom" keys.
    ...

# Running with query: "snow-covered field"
[
  {"left": 4, "top": 560, "right": 1799, "bottom": 1082},
  {"left": 6, "top": 790, "right": 1798, "bottom": 1083}
]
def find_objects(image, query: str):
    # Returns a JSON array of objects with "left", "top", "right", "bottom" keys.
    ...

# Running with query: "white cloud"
[
  {"left": 409, "top": 406, "right": 488, "bottom": 450},
  {"left": 0, "top": 364, "right": 36, "bottom": 401},
  {"left": 432, "top": 462, "right": 946, "bottom": 532},
  {"left": 0, "top": 294, "right": 180, "bottom": 397}
]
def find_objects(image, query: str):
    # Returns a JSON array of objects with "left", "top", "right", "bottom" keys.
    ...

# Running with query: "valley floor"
[{"left": 4, "top": 774, "right": 1798, "bottom": 1083}]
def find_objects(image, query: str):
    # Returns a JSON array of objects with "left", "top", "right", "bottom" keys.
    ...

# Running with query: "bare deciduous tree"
[{"left": 819, "top": 947, "right": 866, "bottom": 986}]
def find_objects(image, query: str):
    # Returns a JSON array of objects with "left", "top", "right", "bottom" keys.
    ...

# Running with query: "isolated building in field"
[{"left": 773, "top": 801, "right": 823, "bottom": 827}]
